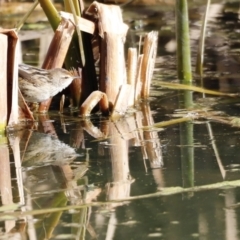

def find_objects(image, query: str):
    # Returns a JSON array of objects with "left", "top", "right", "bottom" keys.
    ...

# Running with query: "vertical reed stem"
[{"left": 176, "top": 0, "right": 192, "bottom": 83}]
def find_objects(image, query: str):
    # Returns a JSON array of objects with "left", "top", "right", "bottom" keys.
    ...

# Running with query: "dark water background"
[{"left": 1, "top": 1, "right": 240, "bottom": 239}]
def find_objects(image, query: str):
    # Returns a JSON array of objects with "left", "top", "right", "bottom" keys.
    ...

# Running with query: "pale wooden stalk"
[
  {"left": 38, "top": 18, "right": 76, "bottom": 113},
  {"left": 42, "top": 18, "right": 75, "bottom": 69},
  {"left": 0, "top": 30, "right": 20, "bottom": 126},
  {"left": 140, "top": 31, "right": 158, "bottom": 98},
  {"left": 135, "top": 54, "right": 143, "bottom": 102},
  {"left": 0, "top": 34, "right": 8, "bottom": 133},
  {"left": 59, "top": 12, "right": 95, "bottom": 34},
  {"left": 69, "top": 67, "right": 82, "bottom": 109},
  {"left": 127, "top": 48, "right": 137, "bottom": 106},
  {"left": 59, "top": 94, "right": 65, "bottom": 114},
  {"left": 79, "top": 91, "right": 109, "bottom": 117},
  {"left": 111, "top": 84, "right": 132, "bottom": 119},
  {"left": 86, "top": 2, "right": 129, "bottom": 109},
  {"left": 5, "top": 30, "right": 21, "bottom": 124}
]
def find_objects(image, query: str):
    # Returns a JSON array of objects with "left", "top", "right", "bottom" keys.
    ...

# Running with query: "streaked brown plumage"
[{"left": 19, "top": 64, "right": 77, "bottom": 102}]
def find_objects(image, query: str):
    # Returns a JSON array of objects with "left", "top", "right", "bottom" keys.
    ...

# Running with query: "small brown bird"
[{"left": 19, "top": 64, "right": 77, "bottom": 102}]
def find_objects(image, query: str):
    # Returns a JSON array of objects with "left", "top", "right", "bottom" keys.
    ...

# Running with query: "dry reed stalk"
[
  {"left": 79, "top": 90, "right": 109, "bottom": 117},
  {"left": 0, "top": 29, "right": 21, "bottom": 128},
  {"left": 18, "top": 90, "right": 34, "bottom": 121},
  {"left": 69, "top": 67, "right": 82, "bottom": 109},
  {"left": 127, "top": 48, "right": 137, "bottom": 106},
  {"left": 86, "top": 2, "right": 129, "bottom": 109},
  {"left": 135, "top": 54, "right": 143, "bottom": 102},
  {"left": 0, "top": 34, "right": 8, "bottom": 133},
  {"left": 38, "top": 18, "right": 76, "bottom": 113},
  {"left": 59, "top": 94, "right": 65, "bottom": 114},
  {"left": 140, "top": 31, "right": 158, "bottom": 98},
  {"left": 111, "top": 84, "right": 132, "bottom": 119}
]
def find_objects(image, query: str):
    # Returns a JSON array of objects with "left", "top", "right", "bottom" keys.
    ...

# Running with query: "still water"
[{"left": 1, "top": 1, "right": 240, "bottom": 239}]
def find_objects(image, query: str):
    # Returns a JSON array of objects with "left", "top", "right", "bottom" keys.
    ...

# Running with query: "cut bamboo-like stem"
[
  {"left": 41, "top": 18, "right": 75, "bottom": 69},
  {"left": 140, "top": 31, "right": 158, "bottom": 98},
  {"left": 111, "top": 84, "right": 132, "bottom": 119},
  {"left": 59, "top": 94, "right": 65, "bottom": 114},
  {"left": 127, "top": 48, "right": 137, "bottom": 106},
  {"left": 59, "top": 12, "right": 95, "bottom": 34},
  {"left": 79, "top": 91, "right": 109, "bottom": 117},
  {"left": 135, "top": 54, "right": 143, "bottom": 102},
  {"left": 0, "top": 34, "right": 8, "bottom": 133},
  {"left": 86, "top": 2, "right": 128, "bottom": 108},
  {"left": 38, "top": 18, "right": 76, "bottom": 113}
]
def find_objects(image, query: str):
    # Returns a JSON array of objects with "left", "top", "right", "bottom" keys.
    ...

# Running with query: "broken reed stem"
[
  {"left": 127, "top": 48, "right": 137, "bottom": 106},
  {"left": 79, "top": 91, "right": 109, "bottom": 117},
  {"left": 38, "top": 18, "right": 75, "bottom": 113},
  {"left": 111, "top": 84, "right": 132, "bottom": 119},
  {"left": 140, "top": 31, "right": 158, "bottom": 98},
  {"left": 0, "top": 34, "right": 8, "bottom": 133},
  {"left": 42, "top": 18, "right": 75, "bottom": 69},
  {"left": 85, "top": 2, "right": 128, "bottom": 109},
  {"left": 59, "top": 94, "right": 65, "bottom": 114},
  {"left": 135, "top": 55, "right": 143, "bottom": 102}
]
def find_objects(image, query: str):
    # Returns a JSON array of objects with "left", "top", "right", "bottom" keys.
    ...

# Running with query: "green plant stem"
[
  {"left": 15, "top": 0, "right": 39, "bottom": 32},
  {"left": 176, "top": 0, "right": 192, "bottom": 83},
  {"left": 38, "top": 0, "right": 61, "bottom": 30},
  {"left": 68, "top": 0, "right": 85, "bottom": 66}
]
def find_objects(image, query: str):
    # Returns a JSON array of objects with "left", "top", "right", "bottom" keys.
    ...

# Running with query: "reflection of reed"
[
  {"left": 141, "top": 102, "right": 163, "bottom": 168},
  {"left": 21, "top": 132, "right": 78, "bottom": 167},
  {"left": 105, "top": 121, "right": 133, "bottom": 204}
]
